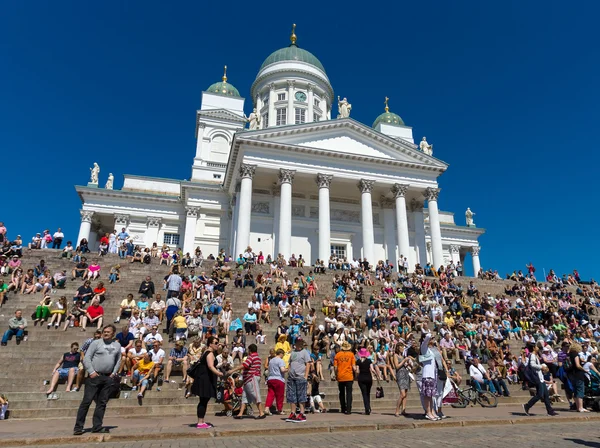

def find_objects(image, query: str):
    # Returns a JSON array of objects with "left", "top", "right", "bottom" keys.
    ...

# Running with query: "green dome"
[
  {"left": 260, "top": 44, "right": 326, "bottom": 73},
  {"left": 373, "top": 111, "right": 405, "bottom": 128},
  {"left": 206, "top": 81, "right": 241, "bottom": 97}
]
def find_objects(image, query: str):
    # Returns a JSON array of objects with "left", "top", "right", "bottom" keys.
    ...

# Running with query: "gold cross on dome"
[
  {"left": 290, "top": 24, "right": 297, "bottom": 45},
  {"left": 384, "top": 96, "right": 389, "bottom": 112},
  {"left": 222, "top": 65, "right": 228, "bottom": 83}
]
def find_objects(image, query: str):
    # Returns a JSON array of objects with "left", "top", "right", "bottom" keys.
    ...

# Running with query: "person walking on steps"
[
  {"left": 522, "top": 342, "right": 558, "bottom": 417},
  {"left": 73, "top": 324, "right": 121, "bottom": 435},
  {"left": 334, "top": 341, "right": 355, "bottom": 414}
]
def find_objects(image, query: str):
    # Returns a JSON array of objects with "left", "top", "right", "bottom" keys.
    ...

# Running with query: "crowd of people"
[{"left": 1, "top": 220, "right": 600, "bottom": 431}]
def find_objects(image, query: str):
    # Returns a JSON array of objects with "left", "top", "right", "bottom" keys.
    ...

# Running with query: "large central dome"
[{"left": 259, "top": 44, "right": 326, "bottom": 73}]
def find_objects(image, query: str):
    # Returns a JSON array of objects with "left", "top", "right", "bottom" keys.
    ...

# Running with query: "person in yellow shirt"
[
  {"left": 275, "top": 334, "right": 291, "bottom": 367},
  {"left": 170, "top": 311, "right": 188, "bottom": 342},
  {"left": 333, "top": 341, "right": 356, "bottom": 414},
  {"left": 444, "top": 312, "right": 455, "bottom": 329},
  {"left": 133, "top": 352, "right": 154, "bottom": 404}
]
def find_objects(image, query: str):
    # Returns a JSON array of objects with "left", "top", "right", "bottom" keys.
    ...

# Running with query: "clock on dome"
[{"left": 295, "top": 91, "right": 307, "bottom": 102}]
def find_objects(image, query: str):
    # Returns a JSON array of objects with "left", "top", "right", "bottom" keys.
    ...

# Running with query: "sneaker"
[
  {"left": 196, "top": 423, "right": 212, "bottom": 429},
  {"left": 547, "top": 411, "right": 558, "bottom": 416},
  {"left": 522, "top": 404, "right": 530, "bottom": 416},
  {"left": 295, "top": 413, "right": 306, "bottom": 423},
  {"left": 73, "top": 429, "right": 84, "bottom": 436},
  {"left": 131, "top": 386, "right": 137, "bottom": 391},
  {"left": 285, "top": 412, "right": 297, "bottom": 422},
  {"left": 71, "top": 388, "right": 78, "bottom": 392}
]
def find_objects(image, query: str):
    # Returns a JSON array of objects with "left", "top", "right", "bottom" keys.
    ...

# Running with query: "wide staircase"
[{"left": 0, "top": 249, "right": 537, "bottom": 420}]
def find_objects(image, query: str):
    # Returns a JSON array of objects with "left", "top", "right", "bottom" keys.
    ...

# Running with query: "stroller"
[
  {"left": 583, "top": 370, "right": 600, "bottom": 412},
  {"left": 216, "top": 374, "right": 254, "bottom": 417}
]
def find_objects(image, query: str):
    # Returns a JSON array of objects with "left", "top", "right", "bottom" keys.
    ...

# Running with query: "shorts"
[
  {"left": 242, "top": 376, "right": 262, "bottom": 404},
  {"left": 58, "top": 367, "right": 78, "bottom": 379},
  {"left": 571, "top": 376, "right": 585, "bottom": 399},
  {"left": 286, "top": 378, "right": 308, "bottom": 404},
  {"left": 421, "top": 377, "right": 436, "bottom": 397}
]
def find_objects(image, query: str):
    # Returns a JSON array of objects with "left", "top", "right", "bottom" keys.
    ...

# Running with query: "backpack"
[
  {"left": 522, "top": 355, "right": 540, "bottom": 386},
  {"left": 563, "top": 355, "right": 573, "bottom": 373}
]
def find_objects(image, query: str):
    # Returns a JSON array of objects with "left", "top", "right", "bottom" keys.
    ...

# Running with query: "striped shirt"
[{"left": 242, "top": 352, "right": 262, "bottom": 385}]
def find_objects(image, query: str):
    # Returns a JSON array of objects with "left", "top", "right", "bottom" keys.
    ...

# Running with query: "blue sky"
[{"left": 1, "top": 1, "right": 598, "bottom": 279}]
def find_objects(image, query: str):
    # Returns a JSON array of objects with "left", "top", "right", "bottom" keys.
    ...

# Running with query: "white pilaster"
[
  {"left": 271, "top": 186, "right": 280, "bottom": 258},
  {"left": 392, "top": 184, "right": 411, "bottom": 268},
  {"left": 77, "top": 210, "right": 94, "bottom": 246},
  {"left": 471, "top": 246, "right": 481, "bottom": 277},
  {"left": 450, "top": 245, "right": 461, "bottom": 264},
  {"left": 307, "top": 84, "right": 314, "bottom": 123},
  {"left": 234, "top": 164, "right": 256, "bottom": 257},
  {"left": 411, "top": 199, "right": 427, "bottom": 267},
  {"left": 359, "top": 179, "right": 375, "bottom": 267},
  {"left": 382, "top": 202, "right": 396, "bottom": 264},
  {"left": 277, "top": 169, "right": 295, "bottom": 258},
  {"left": 183, "top": 207, "right": 199, "bottom": 254},
  {"left": 287, "top": 80, "right": 295, "bottom": 124},
  {"left": 268, "top": 83, "right": 276, "bottom": 128},
  {"left": 316, "top": 174, "right": 333, "bottom": 263},
  {"left": 425, "top": 187, "right": 444, "bottom": 269},
  {"left": 145, "top": 217, "right": 162, "bottom": 248}
]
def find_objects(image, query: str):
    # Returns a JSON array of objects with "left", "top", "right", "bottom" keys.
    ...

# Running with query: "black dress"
[
  {"left": 357, "top": 358, "right": 373, "bottom": 413},
  {"left": 191, "top": 350, "right": 217, "bottom": 398}
]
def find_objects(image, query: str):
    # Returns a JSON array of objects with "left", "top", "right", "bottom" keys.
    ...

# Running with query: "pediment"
[
  {"left": 238, "top": 119, "right": 447, "bottom": 169},
  {"left": 197, "top": 108, "right": 246, "bottom": 123}
]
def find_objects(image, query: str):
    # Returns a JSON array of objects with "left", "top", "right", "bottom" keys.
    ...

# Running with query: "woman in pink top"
[{"left": 87, "top": 260, "right": 101, "bottom": 280}]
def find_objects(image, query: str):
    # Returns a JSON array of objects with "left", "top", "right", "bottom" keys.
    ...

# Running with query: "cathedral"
[{"left": 75, "top": 26, "right": 485, "bottom": 274}]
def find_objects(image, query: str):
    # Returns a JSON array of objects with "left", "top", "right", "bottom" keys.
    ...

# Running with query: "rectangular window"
[
  {"left": 295, "top": 108, "right": 306, "bottom": 124},
  {"left": 330, "top": 244, "right": 347, "bottom": 259},
  {"left": 277, "top": 93, "right": 286, "bottom": 101},
  {"left": 262, "top": 114, "right": 268, "bottom": 128},
  {"left": 313, "top": 113, "right": 320, "bottom": 122},
  {"left": 276, "top": 108, "right": 287, "bottom": 126},
  {"left": 163, "top": 233, "right": 180, "bottom": 246},
  {"left": 314, "top": 98, "right": 320, "bottom": 108}
]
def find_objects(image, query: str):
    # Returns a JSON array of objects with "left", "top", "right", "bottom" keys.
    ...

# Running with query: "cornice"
[{"left": 250, "top": 68, "right": 334, "bottom": 103}]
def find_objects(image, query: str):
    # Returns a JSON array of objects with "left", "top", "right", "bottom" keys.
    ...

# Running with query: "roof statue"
[
  {"left": 337, "top": 96, "right": 351, "bottom": 118},
  {"left": 420, "top": 136, "right": 433, "bottom": 156}
]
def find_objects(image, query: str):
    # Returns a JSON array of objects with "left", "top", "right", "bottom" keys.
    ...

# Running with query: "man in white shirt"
[
  {"left": 468, "top": 357, "right": 497, "bottom": 394},
  {"left": 52, "top": 228, "right": 65, "bottom": 249},
  {"left": 278, "top": 298, "right": 291, "bottom": 319},
  {"left": 149, "top": 340, "right": 165, "bottom": 382},
  {"left": 248, "top": 297, "right": 261, "bottom": 312}
]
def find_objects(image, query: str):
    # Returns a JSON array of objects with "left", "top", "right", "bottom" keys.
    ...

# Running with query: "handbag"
[
  {"left": 376, "top": 386, "right": 385, "bottom": 399},
  {"left": 437, "top": 368, "right": 447, "bottom": 381}
]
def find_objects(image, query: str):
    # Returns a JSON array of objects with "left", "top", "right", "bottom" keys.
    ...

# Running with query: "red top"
[
  {"left": 87, "top": 304, "right": 104, "bottom": 319},
  {"left": 242, "top": 352, "right": 262, "bottom": 384},
  {"left": 100, "top": 236, "right": 109, "bottom": 245}
]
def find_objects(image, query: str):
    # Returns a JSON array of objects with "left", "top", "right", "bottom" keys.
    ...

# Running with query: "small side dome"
[
  {"left": 206, "top": 66, "right": 241, "bottom": 97},
  {"left": 373, "top": 97, "right": 405, "bottom": 128}
]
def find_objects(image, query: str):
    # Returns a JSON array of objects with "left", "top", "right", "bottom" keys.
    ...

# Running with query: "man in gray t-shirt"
[{"left": 285, "top": 338, "right": 313, "bottom": 422}]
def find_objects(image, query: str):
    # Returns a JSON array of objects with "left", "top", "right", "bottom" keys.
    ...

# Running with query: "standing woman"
[
  {"left": 392, "top": 343, "right": 412, "bottom": 417},
  {"left": 567, "top": 342, "right": 590, "bottom": 413},
  {"left": 356, "top": 347, "right": 376, "bottom": 415},
  {"left": 431, "top": 339, "right": 449, "bottom": 419},
  {"left": 419, "top": 333, "right": 438, "bottom": 421},
  {"left": 190, "top": 336, "right": 223, "bottom": 429},
  {"left": 108, "top": 230, "right": 118, "bottom": 254}
]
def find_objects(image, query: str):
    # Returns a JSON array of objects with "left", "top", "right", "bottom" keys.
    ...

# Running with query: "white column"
[
  {"left": 76, "top": 210, "right": 94, "bottom": 246},
  {"left": 316, "top": 174, "right": 333, "bottom": 263},
  {"left": 450, "top": 245, "right": 461, "bottom": 264},
  {"left": 268, "top": 83, "right": 276, "bottom": 128},
  {"left": 358, "top": 179, "right": 375, "bottom": 267},
  {"left": 287, "top": 80, "right": 295, "bottom": 124},
  {"left": 145, "top": 217, "right": 162, "bottom": 248},
  {"left": 271, "top": 187, "right": 280, "bottom": 258},
  {"left": 234, "top": 164, "right": 256, "bottom": 257},
  {"left": 382, "top": 203, "right": 396, "bottom": 264},
  {"left": 392, "top": 184, "right": 411, "bottom": 267},
  {"left": 425, "top": 187, "right": 444, "bottom": 270},
  {"left": 277, "top": 169, "right": 295, "bottom": 258},
  {"left": 183, "top": 207, "right": 199, "bottom": 254},
  {"left": 471, "top": 246, "right": 481, "bottom": 277},
  {"left": 307, "top": 84, "right": 314, "bottom": 123},
  {"left": 411, "top": 199, "right": 427, "bottom": 266}
]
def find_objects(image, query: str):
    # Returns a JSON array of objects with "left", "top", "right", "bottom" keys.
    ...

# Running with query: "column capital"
[
  {"left": 410, "top": 198, "right": 424, "bottom": 212},
  {"left": 278, "top": 169, "right": 296, "bottom": 185},
  {"left": 450, "top": 244, "right": 461, "bottom": 254},
  {"left": 147, "top": 216, "right": 162, "bottom": 228},
  {"left": 185, "top": 206, "right": 200, "bottom": 218},
  {"left": 114, "top": 214, "right": 129, "bottom": 225},
  {"left": 80, "top": 210, "right": 94, "bottom": 223},
  {"left": 268, "top": 82, "right": 275, "bottom": 91},
  {"left": 316, "top": 173, "right": 333, "bottom": 189},
  {"left": 307, "top": 83, "right": 314, "bottom": 92},
  {"left": 287, "top": 80, "right": 295, "bottom": 88},
  {"left": 239, "top": 164, "right": 257, "bottom": 179},
  {"left": 471, "top": 246, "right": 481, "bottom": 256},
  {"left": 392, "top": 183, "right": 410, "bottom": 198},
  {"left": 358, "top": 179, "right": 375, "bottom": 194},
  {"left": 424, "top": 187, "right": 440, "bottom": 201}
]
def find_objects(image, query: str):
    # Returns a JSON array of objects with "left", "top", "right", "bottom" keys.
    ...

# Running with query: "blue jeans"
[
  {"left": 209, "top": 304, "right": 222, "bottom": 315},
  {"left": 109, "top": 273, "right": 118, "bottom": 283},
  {"left": 2, "top": 328, "right": 24, "bottom": 344},
  {"left": 473, "top": 378, "right": 497, "bottom": 394}
]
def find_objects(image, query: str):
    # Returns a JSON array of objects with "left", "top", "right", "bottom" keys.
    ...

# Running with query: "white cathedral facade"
[{"left": 75, "top": 27, "right": 485, "bottom": 275}]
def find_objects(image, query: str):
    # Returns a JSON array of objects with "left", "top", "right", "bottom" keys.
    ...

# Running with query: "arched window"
[{"left": 209, "top": 135, "right": 230, "bottom": 163}]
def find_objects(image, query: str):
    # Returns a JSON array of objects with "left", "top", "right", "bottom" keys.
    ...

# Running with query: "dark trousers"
[
  {"left": 197, "top": 396, "right": 211, "bottom": 419},
  {"left": 52, "top": 238, "right": 63, "bottom": 249},
  {"left": 525, "top": 380, "right": 553, "bottom": 413},
  {"left": 74, "top": 375, "right": 115, "bottom": 431},
  {"left": 358, "top": 380, "right": 372, "bottom": 413},
  {"left": 338, "top": 381, "right": 353, "bottom": 413}
]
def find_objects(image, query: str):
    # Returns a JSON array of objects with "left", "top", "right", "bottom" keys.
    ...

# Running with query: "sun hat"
[
  {"left": 358, "top": 348, "right": 370, "bottom": 358},
  {"left": 341, "top": 341, "right": 352, "bottom": 351}
]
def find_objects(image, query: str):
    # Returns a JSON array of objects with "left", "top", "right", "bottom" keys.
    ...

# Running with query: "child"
[
  {"left": 0, "top": 394, "right": 8, "bottom": 420},
  {"left": 256, "top": 324, "right": 266, "bottom": 345},
  {"left": 307, "top": 375, "right": 326, "bottom": 413}
]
